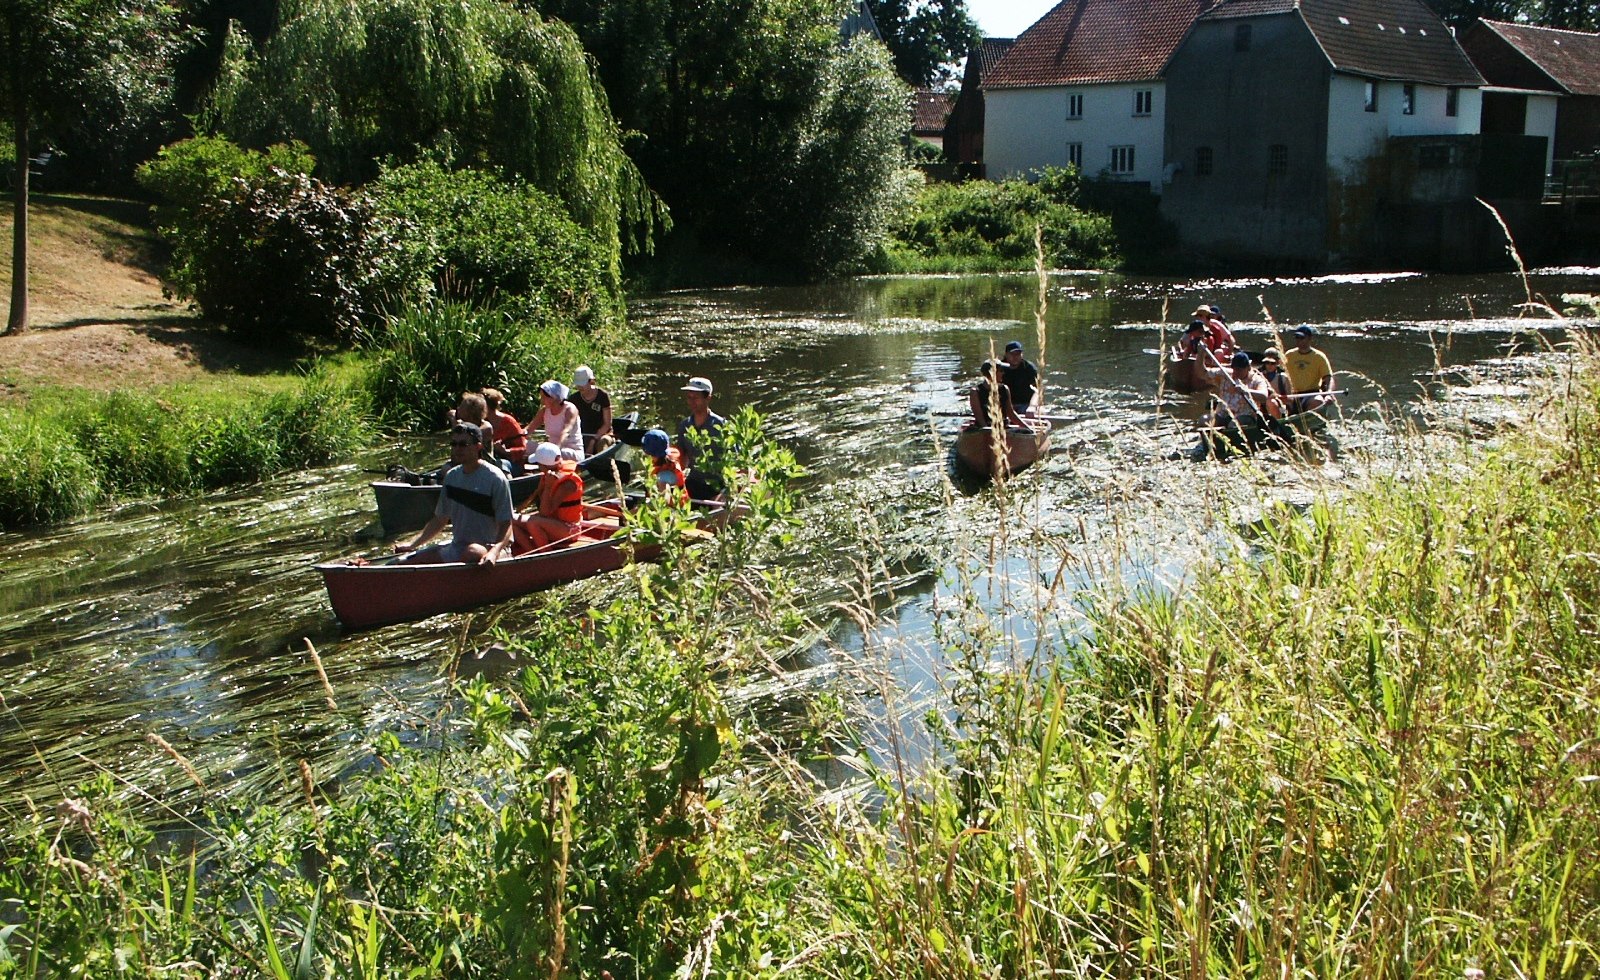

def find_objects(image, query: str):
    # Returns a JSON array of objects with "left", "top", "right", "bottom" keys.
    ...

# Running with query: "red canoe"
[{"left": 317, "top": 504, "right": 727, "bottom": 629}]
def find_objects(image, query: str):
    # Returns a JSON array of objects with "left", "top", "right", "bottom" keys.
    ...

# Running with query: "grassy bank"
[
  {"left": 0, "top": 361, "right": 378, "bottom": 525},
  {"left": 4, "top": 346, "right": 1597, "bottom": 974}
]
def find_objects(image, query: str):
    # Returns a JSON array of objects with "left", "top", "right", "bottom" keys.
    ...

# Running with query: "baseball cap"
[
  {"left": 1004, "top": 340, "right": 1024, "bottom": 354},
  {"left": 681, "top": 377, "right": 713, "bottom": 396},
  {"left": 573, "top": 365, "right": 594, "bottom": 387},
  {"left": 641, "top": 428, "right": 670, "bottom": 458},
  {"left": 532, "top": 442, "right": 561, "bottom": 466}
]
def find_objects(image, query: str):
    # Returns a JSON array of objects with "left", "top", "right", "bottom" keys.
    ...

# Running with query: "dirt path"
[{"left": 1, "top": 196, "right": 296, "bottom": 399}]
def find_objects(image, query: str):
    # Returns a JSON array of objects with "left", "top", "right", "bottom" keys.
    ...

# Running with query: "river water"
[{"left": 2, "top": 268, "right": 1594, "bottom": 811}]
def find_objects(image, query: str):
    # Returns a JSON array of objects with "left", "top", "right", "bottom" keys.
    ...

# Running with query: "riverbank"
[{"left": 6, "top": 333, "right": 1594, "bottom": 974}]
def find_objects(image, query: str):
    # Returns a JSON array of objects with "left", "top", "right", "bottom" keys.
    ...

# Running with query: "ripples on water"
[{"left": 1, "top": 269, "right": 1594, "bottom": 812}]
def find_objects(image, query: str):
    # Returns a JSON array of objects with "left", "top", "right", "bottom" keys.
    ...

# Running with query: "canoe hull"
[
  {"left": 317, "top": 529, "right": 655, "bottom": 630},
  {"left": 1163, "top": 354, "right": 1216, "bottom": 394},
  {"left": 371, "top": 441, "right": 627, "bottom": 534},
  {"left": 954, "top": 421, "right": 1052, "bottom": 477}
]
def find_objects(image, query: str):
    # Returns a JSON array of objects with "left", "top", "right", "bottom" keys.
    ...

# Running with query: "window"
[
  {"left": 1364, "top": 80, "right": 1377, "bottom": 112},
  {"left": 1195, "top": 146, "right": 1213, "bottom": 176},
  {"left": 1234, "top": 23, "right": 1252, "bottom": 51},
  {"left": 1109, "top": 145, "right": 1136, "bottom": 174},
  {"left": 1268, "top": 144, "right": 1288, "bottom": 176},
  {"left": 1402, "top": 84, "right": 1415, "bottom": 115},
  {"left": 1066, "top": 93, "right": 1083, "bottom": 119},
  {"left": 1446, "top": 87, "right": 1459, "bottom": 117},
  {"left": 1134, "top": 90, "right": 1153, "bottom": 116},
  {"left": 1065, "top": 142, "right": 1082, "bottom": 168}
]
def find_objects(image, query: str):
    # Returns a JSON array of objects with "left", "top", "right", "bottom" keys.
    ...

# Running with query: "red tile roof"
[
  {"left": 982, "top": 0, "right": 1215, "bottom": 88},
  {"left": 1201, "top": 0, "right": 1482, "bottom": 86},
  {"left": 974, "top": 38, "right": 1016, "bottom": 80},
  {"left": 1472, "top": 20, "right": 1600, "bottom": 96},
  {"left": 913, "top": 90, "right": 956, "bottom": 133}
]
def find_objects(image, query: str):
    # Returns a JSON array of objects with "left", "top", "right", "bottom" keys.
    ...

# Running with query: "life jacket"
[
  {"left": 538, "top": 460, "right": 584, "bottom": 523},
  {"left": 651, "top": 448, "right": 687, "bottom": 496}
]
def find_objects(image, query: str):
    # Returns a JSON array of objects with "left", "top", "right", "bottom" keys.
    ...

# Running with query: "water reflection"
[{"left": 0, "top": 269, "right": 1594, "bottom": 812}]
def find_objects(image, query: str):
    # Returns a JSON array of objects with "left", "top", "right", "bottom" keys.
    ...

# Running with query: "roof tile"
[
  {"left": 983, "top": 0, "right": 1214, "bottom": 88},
  {"left": 1473, "top": 19, "right": 1600, "bottom": 96}
]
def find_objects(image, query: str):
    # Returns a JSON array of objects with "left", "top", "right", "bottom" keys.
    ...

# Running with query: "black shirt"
[
  {"left": 1000, "top": 358, "right": 1039, "bottom": 410},
  {"left": 567, "top": 387, "right": 611, "bottom": 435}
]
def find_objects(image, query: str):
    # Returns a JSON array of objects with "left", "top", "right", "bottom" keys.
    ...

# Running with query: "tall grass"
[
  {"left": 2, "top": 361, "right": 1597, "bottom": 975},
  {"left": 363, "top": 300, "right": 620, "bottom": 429},
  {"left": 0, "top": 363, "right": 376, "bottom": 527}
]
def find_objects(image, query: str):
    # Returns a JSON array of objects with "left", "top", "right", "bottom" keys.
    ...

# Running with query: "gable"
[
  {"left": 1468, "top": 20, "right": 1600, "bottom": 97},
  {"left": 983, "top": 0, "right": 1212, "bottom": 88}
]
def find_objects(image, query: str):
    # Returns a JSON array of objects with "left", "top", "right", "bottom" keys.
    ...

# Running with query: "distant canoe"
[
  {"left": 954, "top": 420, "right": 1052, "bottom": 477},
  {"left": 318, "top": 500, "right": 732, "bottom": 629},
  {"left": 371, "top": 440, "right": 628, "bottom": 534}
]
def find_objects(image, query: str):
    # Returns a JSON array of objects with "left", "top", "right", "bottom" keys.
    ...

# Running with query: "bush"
[
  {"left": 365, "top": 301, "right": 613, "bottom": 429},
  {"left": 137, "top": 137, "right": 386, "bottom": 341},
  {"left": 886, "top": 166, "right": 1120, "bottom": 272},
  {"left": 366, "top": 161, "right": 623, "bottom": 333},
  {"left": 0, "top": 415, "right": 102, "bottom": 525}
]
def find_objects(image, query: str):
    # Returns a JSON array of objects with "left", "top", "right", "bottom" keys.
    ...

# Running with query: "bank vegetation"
[{"left": 4, "top": 339, "right": 1596, "bottom": 975}]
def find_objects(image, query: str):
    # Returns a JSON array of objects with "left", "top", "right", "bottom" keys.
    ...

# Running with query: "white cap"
[
  {"left": 539, "top": 379, "right": 569, "bottom": 401},
  {"left": 680, "top": 376, "right": 713, "bottom": 396},
  {"left": 532, "top": 442, "right": 561, "bottom": 466},
  {"left": 573, "top": 365, "right": 595, "bottom": 387}
]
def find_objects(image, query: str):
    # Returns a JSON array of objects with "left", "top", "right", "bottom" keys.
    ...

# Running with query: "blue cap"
[
  {"left": 1231, "top": 351, "right": 1252, "bottom": 368},
  {"left": 1294, "top": 324, "right": 1318, "bottom": 337},
  {"left": 1004, "top": 340, "right": 1024, "bottom": 353},
  {"left": 641, "top": 428, "right": 670, "bottom": 458}
]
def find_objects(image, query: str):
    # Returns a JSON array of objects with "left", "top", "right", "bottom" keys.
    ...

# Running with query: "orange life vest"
[
  {"left": 651, "top": 448, "right": 686, "bottom": 495},
  {"left": 538, "top": 460, "right": 584, "bottom": 523}
]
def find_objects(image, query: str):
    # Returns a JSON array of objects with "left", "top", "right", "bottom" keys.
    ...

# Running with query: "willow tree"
[{"left": 205, "top": 0, "right": 660, "bottom": 284}]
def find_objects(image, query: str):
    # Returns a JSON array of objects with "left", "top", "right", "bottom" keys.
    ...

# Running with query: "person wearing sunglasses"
[{"left": 394, "top": 422, "right": 514, "bottom": 565}]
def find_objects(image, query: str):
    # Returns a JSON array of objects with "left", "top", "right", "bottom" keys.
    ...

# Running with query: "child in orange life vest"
[
  {"left": 512, "top": 442, "right": 585, "bottom": 552},
  {"left": 640, "top": 428, "right": 687, "bottom": 501}
]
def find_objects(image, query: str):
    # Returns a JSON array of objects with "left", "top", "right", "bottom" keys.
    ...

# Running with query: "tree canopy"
[
  {"left": 203, "top": 0, "right": 662, "bottom": 284},
  {"left": 866, "top": 0, "right": 979, "bottom": 88},
  {"left": 532, "top": 0, "right": 915, "bottom": 277},
  {"left": 1, "top": 0, "right": 183, "bottom": 333},
  {"left": 1423, "top": 0, "right": 1596, "bottom": 29}
]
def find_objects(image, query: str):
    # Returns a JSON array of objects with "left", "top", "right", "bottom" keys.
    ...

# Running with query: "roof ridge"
[{"left": 1480, "top": 18, "right": 1600, "bottom": 38}]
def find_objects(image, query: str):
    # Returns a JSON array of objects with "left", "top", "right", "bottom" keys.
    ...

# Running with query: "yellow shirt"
[{"left": 1284, "top": 347, "right": 1333, "bottom": 393}]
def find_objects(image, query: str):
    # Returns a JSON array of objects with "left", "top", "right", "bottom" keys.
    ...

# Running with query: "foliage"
[
  {"left": 0, "top": 424, "right": 803, "bottom": 975},
  {"left": 753, "top": 41, "right": 922, "bottom": 279},
  {"left": 363, "top": 300, "right": 615, "bottom": 429},
  {"left": 886, "top": 167, "right": 1120, "bottom": 272},
  {"left": 1424, "top": 0, "right": 1596, "bottom": 29},
  {"left": 366, "top": 161, "right": 623, "bottom": 333},
  {"left": 0, "top": 366, "right": 375, "bottom": 526},
  {"left": 204, "top": 0, "right": 661, "bottom": 276},
  {"left": 137, "top": 139, "right": 387, "bottom": 341},
  {"left": 866, "top": 0, "right": 980, "bottom": 87},
  {"left": 1, "top": 0, "right": 185, "bottom": 332},
  {"left": 536, "top": 0, "right": 914, "bottom": 279}
]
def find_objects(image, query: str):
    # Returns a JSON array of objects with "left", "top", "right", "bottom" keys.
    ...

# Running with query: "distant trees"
[
  {"left": 1423, "top": 0, "right": 1596, "bottom": 29},
  {"left": 532, "top": 0, "right": 915, "bottom": 277},
  {"left": 866, "top": 0, "right": 979, "bottom": 88},
  {"left": 1, "top": 0, "right": 183, "bottom": 334}
]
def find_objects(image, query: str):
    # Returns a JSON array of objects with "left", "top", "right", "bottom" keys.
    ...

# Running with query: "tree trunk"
[{"left": 6, "top": 101, "right": 28, "bottom": 335}]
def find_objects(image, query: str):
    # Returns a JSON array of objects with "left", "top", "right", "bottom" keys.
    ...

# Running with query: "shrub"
[
  {"left": 886, "top": 166, "right": 1120, "bottom": 271},
  {"left": 364, "top": 301, "right": 612, "bottom": 429},
  {"left": 365, "top": 161, "right": 623, "bottom": 333},
  {"left": 137, "top": 137, "right": 386, "bottom": 341},
  {"left": 0, "top": 415, "right": 101, "bottom": 526}
]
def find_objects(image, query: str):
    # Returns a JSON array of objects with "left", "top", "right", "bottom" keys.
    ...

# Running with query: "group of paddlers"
[
  {"left": 390, "top": 372, "right": 728, "bottom": 566},
  {"left": 1175, "top": 304, "right": 1338, "bottom": 454}
]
